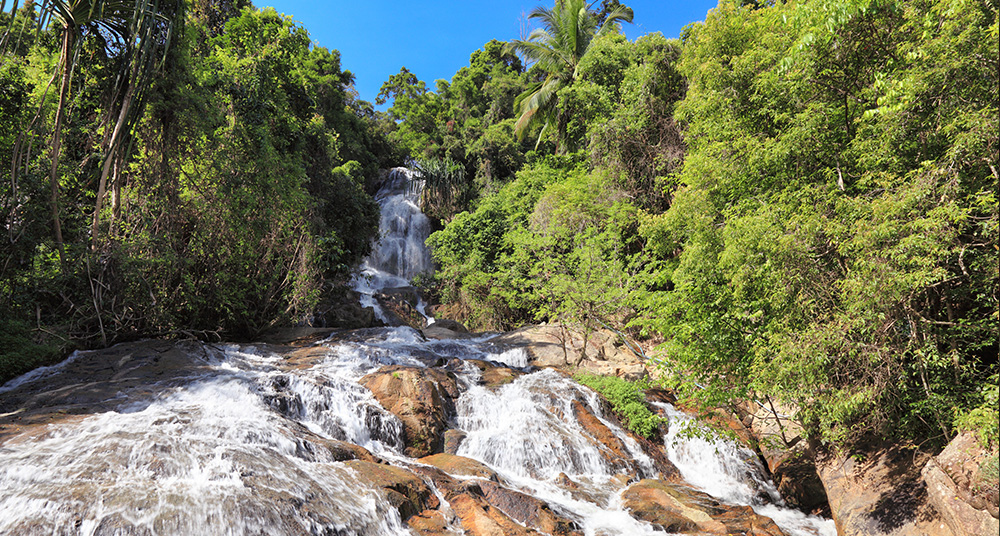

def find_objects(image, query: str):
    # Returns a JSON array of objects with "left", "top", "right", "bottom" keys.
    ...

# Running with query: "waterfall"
[
  {"left": 0, "top": 167, "right": 837, "bottom": 534},
  {"left": 352, "top": 168, "right": 434, "bottom": 323},
  {"left": 0, "top": 331, "right": 836, "bottom": 536},
  {"left": 655, "top": 402, "right": 836, "bottom": 536}
]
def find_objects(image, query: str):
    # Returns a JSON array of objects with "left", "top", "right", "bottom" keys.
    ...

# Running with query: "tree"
[
  {"left": 506, "top": 0, "right": 632, "bottom": 153},
  {"left": 8, "top": 0, "right": 179, "bottom": 262}
]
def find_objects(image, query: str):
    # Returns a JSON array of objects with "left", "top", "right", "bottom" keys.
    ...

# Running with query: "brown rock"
[
  {"left": 443, "top": 429, "right": 467, "bottom": 454},
  {"left": 622, "top": 479, "right": 787, "bottom": 535},
  {"left": 817, "top": 446, "right": 954, "bottom": 536},
  {"left": 432, "top": 318, "right": 468, "bottom": 333},
  {"left": 448, "top": 492, "right": 542, "bottom": 536},
  {"left": 377, "top": 287, "right": 426, "bottom": 329},
  {"left": 622, "top": 480, "right": 724, "bottom": 533},
  {"left": 922, "top": 432, "right": 999, "bottom": 536},
  {"left": 407, "top": 509, "right": 454, "bottom": 536},
  {"left": 314, "top": 287, "right": 378, "bottom": 329},
  {"left": 571, "top": 399, "right": 633, "bottom": 473},
  {"left": 461, "top": 359, "right": 522, "bottom": 388},
  {"left": 344, "top": 460, "right": 440, "bottom": 521},
  {"left": 359, "top": 365, "right": 460, "bottom": 457},
  {"left": 418, "top": 453, "right": 499, "bottom": 481},
  {"left": 477, "top": 481, "right": 582, "bottom": 536},
  {"left": 489, "top": 324, "right": 647, "bottom": 378}
]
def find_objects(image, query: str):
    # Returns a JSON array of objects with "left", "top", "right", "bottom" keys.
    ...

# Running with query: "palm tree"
[
  {"left": 45, "top": 0, "right": 131, "bottom": 263},
  {"left": 506, "top": 0, "right": 633, "bottom": 153},
  {"left": 16, "top": 0, "right": 176, "bottom": 259}
]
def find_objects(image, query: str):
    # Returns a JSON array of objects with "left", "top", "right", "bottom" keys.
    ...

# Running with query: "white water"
[
  {"left": 352, "top": 167, "right": 434, "bottom": 324},
  {"left": 656, "top": 402, "right": 837, "bottom": 536},
  {"left": 0, "top": 167, "right": 838, "bottom": 535}
]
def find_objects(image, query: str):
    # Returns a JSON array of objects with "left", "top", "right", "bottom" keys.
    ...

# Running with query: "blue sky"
[{"left": 258, "top": 1, "right": 720, "bottom": 106}]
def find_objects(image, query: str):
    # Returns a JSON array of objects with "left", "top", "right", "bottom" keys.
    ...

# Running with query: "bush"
[{"left": 575, "top": 373, "right": 663, "bottom": 439}]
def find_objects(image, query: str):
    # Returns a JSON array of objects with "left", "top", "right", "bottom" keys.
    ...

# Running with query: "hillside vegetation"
[{"left": 380, "top": 0, "right": 998, "bottom": 450}]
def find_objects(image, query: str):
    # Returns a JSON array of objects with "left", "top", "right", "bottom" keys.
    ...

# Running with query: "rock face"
[
  {"left": 921, "top": 432, "right": 999, "bottom": 536},
  {"left": 621, "top": 479, "right": 787, "bottom": 535},
  {"left": 359, "top": 365, "right": 460, "bottom": 457},
  {"left": 738, "top": 399, "right": 829, "bottom": 515},
  {"left": 816, "top": 446, "right": 953, "bottom": 536},
  {"left": 313, "top": 286, "right": 378, "bottom": 329},
  {"left": 376, "top": 287, "right": 426, "bottom": 329},
  {"left": 344, "top": 460, "right": 440, "bottom": 521},
  {"left": 489, "top": 324, "right": 647, "bottom": 380}
]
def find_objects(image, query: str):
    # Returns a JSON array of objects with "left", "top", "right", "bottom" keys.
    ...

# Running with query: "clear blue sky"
[{"left": 258, "top": 1, "right": 719, "bottom": 106}]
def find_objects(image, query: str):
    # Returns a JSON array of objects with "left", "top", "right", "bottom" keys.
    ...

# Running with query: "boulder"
[
  {"left": 816, "top": 446, "right": 954, "bottom": 536},
  {"left": 422, "top": 324, "right": 477, "bottom": 340},
  {"left": 477, "top": 480, "right": 583, "bottom": 536},
  {"left": 432, "top": 318, "right": 468, "bottom": 333},
  {"left": 737, "top": 399, "right": 829, "bottom": 515},
  {"left": 359, "top": 365, "right": 460, "bottom": 457},
  {"left": 314, "top": 287, "right": 378, "bottom": 329},
  {"left": 344, "top": 460, "right": 439, "bottom": 521},
  {"left": 443, "top": 429, "right": 467, "bottom": 454},
  {"left": 376, "top": 287, "right": 426, "bottom": 329},
  {"left": 571, "top": 399, "right": 634, "bottom": 475},
  {"left": 458, "top": 359, "right": 522, "bottom": 388},
  {"left": 489, "top": 324, "right": 646, "bottom": 378},
  {"left": 922, "top": 432, "right": 999, "bottom": 536},
  {"left": 448, "top": 491, "right": 543, "bottom": 536},
  {"left": 418, "top": 453, "right": 499, "bottom": 481},
  {"left": 622, "top": 479, "right": 787, "bottom": 535}
]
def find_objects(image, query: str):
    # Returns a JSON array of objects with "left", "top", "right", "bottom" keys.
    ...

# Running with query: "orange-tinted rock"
[
  {"left": 477, "top": 481, "right": 582, "bottom": 536},
  {"left": 344, "top": 460, "right": 440, "bottom": 521},
  {"left": 407, "top": 509, "right": 454, "bottom": 536},
  {"left": 418, "top": 453, "right": 499, "bottom": 481},
  {"left": 448, "top": 492, "right": 542, "bottom": 536},
  {"left": 622, "top": 479, "right": 788, "bottom": 535},
  {"left": 359, "top": 365, "right": 460, "bottom": 457}
]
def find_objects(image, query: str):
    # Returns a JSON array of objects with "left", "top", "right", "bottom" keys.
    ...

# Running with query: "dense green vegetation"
[
  {"left": 1, "top": 0, "right": 393, "bottom": 381},
  {"left": 3, "top": 0, "right": 996, "bottom": 454},
  {"left": 384, "top": 0, "right": 998, "bottom": 450},
  {"left": 575, "top": 373, "right": 663, "bottom": 438}
]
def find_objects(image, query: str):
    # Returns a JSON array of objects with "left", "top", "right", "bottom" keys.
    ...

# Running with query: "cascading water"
[
  {"left": 353, "top": 167, "right": 434, "bottom": 323},
  {"left": 655, "top": 402, "right": 836, "bottom": 536},
  {"left": 0, "top": 165, "right": 838, "bottom": 535}
]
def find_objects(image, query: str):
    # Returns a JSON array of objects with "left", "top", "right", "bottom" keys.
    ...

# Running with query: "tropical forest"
[{"left": 0, "top": 0, "right": 996, "bottom": 534}]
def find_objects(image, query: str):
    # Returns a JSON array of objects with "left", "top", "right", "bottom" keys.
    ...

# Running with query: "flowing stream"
[
  {"left": 352, "top": 167, "right": 434, "bottom": 324},
  {"left": 0, "top": 169, "right": 836, "bottom": 535}
]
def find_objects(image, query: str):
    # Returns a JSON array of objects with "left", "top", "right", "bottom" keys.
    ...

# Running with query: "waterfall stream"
[
  {"left": 0, "top": 169, "right": 836, "bottom": 535},
  {"left": 352, "top": 168, "right": 434, "bottom": 324}
]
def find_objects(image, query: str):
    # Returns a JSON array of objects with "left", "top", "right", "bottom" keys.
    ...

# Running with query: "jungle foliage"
[
  {"left": 1, "top": 0, "right": 391, "bottom": 380},
  {"left": 381, "top": 0, "right": 998, "bottom": 450}
]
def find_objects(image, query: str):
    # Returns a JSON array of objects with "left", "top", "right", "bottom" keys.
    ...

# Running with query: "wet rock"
[
  {"left": 477, "top": 480, "right": 583, "bottom": 536},
  {"left": 344, "top": 460, "right": 440, "bottom": 521},
  {"left": 461, "top": 359, "right": 521, "bottom": 388},
  {"left": 313, "top": 437, "right": 376, "bottom": 463},
  {"left": 407, "top": 509, "right": 455, "bottom": 536},
  {"left": 922, "top": 432, "right": 999, "bottom": 536},
  {"left": 571, "top": 399, "right": 633, "bottom": 474},
  {"left": 418, "top": 453, "right": 499, "bottom": 481},
  {"left": 622, "top": 479, "right": 787, "bottom": 535},
  {"left": 359, "top": 365, "right": 460, "bottom": 457},
  {"left": 447, "top": 492, "right": 544, "bottom": 536},
  {"left": 817, "top": 446, "right": 953, "bottom": 536},
  {"left": 314, "top": 287, "right": 378, "bottom": 329},
  {"left": 423, "top": 324, "right": 477, "bottom": 340},
  {"left": 377, "top": 287, "right": 426, "bottom": 329},
  {"left": 443, "top": 429, "right": 467, "bottom": 454}
]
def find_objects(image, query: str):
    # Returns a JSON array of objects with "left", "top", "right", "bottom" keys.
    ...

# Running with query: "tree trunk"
[
  {"left": 92, "top": 70, "right": 137, "bottom": 251},
  {"left": 49, "top": 26, "right": 74, "bottom": 268}
]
